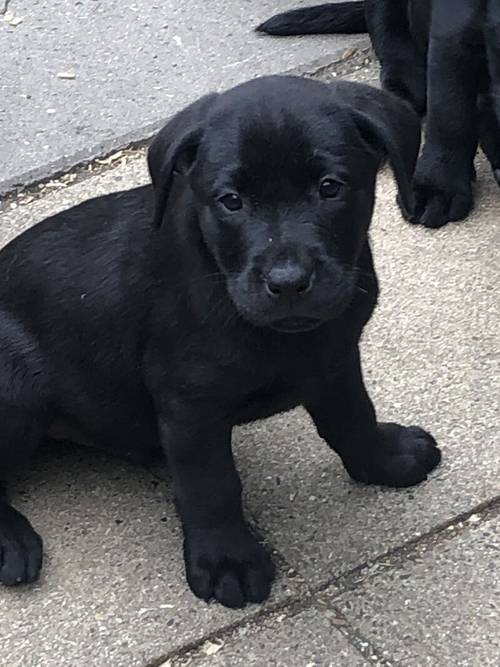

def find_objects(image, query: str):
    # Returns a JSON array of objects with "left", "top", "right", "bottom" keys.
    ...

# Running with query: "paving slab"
[
  {"left": 170, "top": 607, "right": 369, "bottom": 667},
  {"left": 332, "top": 517, "right": 500, "bottom": 666},
  {"left": 0, "top": 0, "right": 368, "bottom": 194}
]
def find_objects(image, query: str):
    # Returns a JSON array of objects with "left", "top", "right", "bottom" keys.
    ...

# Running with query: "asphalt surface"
[
  {"left": 0, "top": 0, "right": 367, "bottom": 194},
  {"left": 0, "top": 61, "right": 498, "bottom": 665}
]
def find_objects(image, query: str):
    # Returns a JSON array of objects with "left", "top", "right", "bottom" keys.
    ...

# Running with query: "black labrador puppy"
[
  {"left": 258, "top": 0, "right": 500, "bottom": 229},
  {"left": 0, "top": 76, "right": 441, "bottom": 608}
]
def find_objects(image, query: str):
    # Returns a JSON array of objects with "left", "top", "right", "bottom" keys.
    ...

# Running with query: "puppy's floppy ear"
[
  {"left": 334, "top": 81, "right": 421, "bottom": 218},
  {"left": 148, "top": 93, "right": 218, "bottom": 227}
]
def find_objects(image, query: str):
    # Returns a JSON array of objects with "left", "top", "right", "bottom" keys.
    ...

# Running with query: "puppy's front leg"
[
  {"left": 412, "top": 2, "right": 482, "bottom": 228},
  {"left": 306, "top": 349, "right": 441, "bottom": 488},
  {"left": 365, "top": 0, "right": 427, "bottom": 115},
  {"left": 159, "top": 412, "right": 274, "bottom": 608}
]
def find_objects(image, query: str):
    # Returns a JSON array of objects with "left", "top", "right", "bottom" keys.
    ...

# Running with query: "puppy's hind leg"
[
  {"left": 0, "top": 316, "right": 48, "bottom": 585},
  {"left": 0, "top": 487, "right": 43, "bottom": 586}
]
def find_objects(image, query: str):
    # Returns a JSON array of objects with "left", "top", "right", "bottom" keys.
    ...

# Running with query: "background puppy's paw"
[
  {"left": 411, "top": 176, "right": 474, "bottom": 228},
  {"left": 0, "top": 505, "right": 43, "bottom": 586},
  {"left": 348, "top": 423, "right": 441, "bottom": 488},
  {"left": 184, "top": 526, "right": 275, "bottom": 608}
]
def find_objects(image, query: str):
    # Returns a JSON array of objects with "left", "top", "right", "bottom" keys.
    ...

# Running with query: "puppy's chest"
[
  {"left": 225, "top": 355, "right": 326, "bottom": 425},
  {"left": 230, "top": 379, "right": 299, "bottom": 424},
  {"left": 159, "top": 328, "right": 345, "bottom": 423}
]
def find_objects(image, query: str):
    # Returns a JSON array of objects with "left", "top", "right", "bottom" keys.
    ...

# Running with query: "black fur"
[
  {"left": 258, "top": 0, "right": 500, "bottom": 228},
  {"left": 0, "top": 76, "right": 440, "bottom": 607}
]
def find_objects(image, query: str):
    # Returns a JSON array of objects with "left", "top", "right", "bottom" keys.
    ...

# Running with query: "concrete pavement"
[
  {"left": 333, "top": 517, "right": 500, "bottom": 666},
  {"left": 0, "top": 0, "right": 368, "bottom": 194},
  {"left": 0, "top": 59, "right": 498, "bottom": 665}
]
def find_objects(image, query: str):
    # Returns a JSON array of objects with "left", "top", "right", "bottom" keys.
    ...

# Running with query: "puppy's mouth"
[{"left": 269, "top": 316, "right": 323, "bottom": 333}]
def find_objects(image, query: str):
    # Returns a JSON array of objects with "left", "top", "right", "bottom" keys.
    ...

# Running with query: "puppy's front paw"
[
  {"left": 0, "top": 504, "right": 43, "bottom": 586},
  {"left": 411, "top": 173, "right": 474, "bottom": 228},
  {"left": 184, "top": 525, "right": 275, "bottom": 608},
  {"left": 348, "top": 423, "right": 441, "bottom": 488}
]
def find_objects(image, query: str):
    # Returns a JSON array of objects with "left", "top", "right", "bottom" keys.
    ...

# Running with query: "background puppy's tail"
[{"left": 256, "top": 2, "right": 366, "bottom": 36}]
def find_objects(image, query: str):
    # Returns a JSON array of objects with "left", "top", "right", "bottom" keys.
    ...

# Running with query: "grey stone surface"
[
  {"left": 0, "top": 0, "right": 367, "bottom": 194},
  {"left": 333, "top": 517, "right": 500, "bottom": 666},
  {"left": 178, "top": 607, "right": 369, "bottom": 666}
]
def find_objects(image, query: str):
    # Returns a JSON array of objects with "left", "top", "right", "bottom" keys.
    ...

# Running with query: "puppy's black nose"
[{"left": 264, "top": 265, "right": 314, "bottom": 299}]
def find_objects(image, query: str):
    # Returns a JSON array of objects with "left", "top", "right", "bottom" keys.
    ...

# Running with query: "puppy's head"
[{"left": 148, "top": 77, "right": 420, "bottom": 332}]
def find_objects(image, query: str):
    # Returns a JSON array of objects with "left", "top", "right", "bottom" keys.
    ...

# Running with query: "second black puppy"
[
  {"left": 258, "top": 0, "right": 500, "bottom": 228},
  {"left": 0, "top": 76, "right": 441, "bottom": 608}
]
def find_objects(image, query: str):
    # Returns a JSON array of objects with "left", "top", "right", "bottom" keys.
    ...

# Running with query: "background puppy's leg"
[
  {"left": 411, "top": 1, "right": 483, "bottom": 228},
  {"left": 478, "top": 92, "right": 500, "bottom": 185},
  {"left": 365, "top": 0, "right": 427, "bottom": 115},
  {"left": 483, "top": 0, "right": 500, "bottom": 183},
  {"left": 306, "top": 348, "right": 441, "bottom": 488},
  {"left": 485, "top": 0, "right": 500, "bottom": 121},
  {"left": 158, "top": 412, "right": 274, "bottom": 608}
]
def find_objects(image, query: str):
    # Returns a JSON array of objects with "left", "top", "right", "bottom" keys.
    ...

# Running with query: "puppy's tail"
[{"left": 256, "top": 2, "right": 366, "bottom": 36}]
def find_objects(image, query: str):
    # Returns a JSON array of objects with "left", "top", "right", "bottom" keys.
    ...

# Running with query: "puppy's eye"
[
  {"left": 219, "top": 193, "right": 243, "bottom": 212},
  {"left": 319, "top": 178, "right": 342, "bottom": 199}
]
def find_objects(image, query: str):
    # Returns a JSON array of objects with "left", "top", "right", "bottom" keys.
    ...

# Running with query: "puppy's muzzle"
[
  {"left": 262, "top": 263, "right": 314, "bottom": 301},
  {"left": 258, "top": 261, "right": 322, "bottom": 333}
]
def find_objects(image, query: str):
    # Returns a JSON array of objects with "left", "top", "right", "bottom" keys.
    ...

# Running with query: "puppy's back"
[
  {"left": 0, "top": 185, "right": 157, "bottom": 394},
  {"left": 0, "top": 185, "right": 154, "bottom": 318}
]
